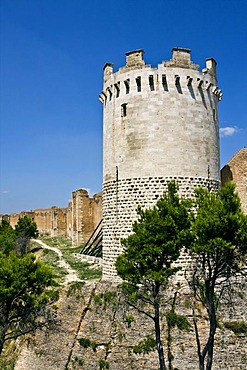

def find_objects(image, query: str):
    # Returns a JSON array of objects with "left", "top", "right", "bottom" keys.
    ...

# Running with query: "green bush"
[
  {"left": 224, "top": 321, "right": 247, "bottom": 335},
  {"left": 78, "top": 337, "right": 91, "bottom": 348},
  {"left": 98, "top": 359, "right": 109, "bottom": 369},
  {"left": 133, "top": 335, "right": 156, "bottom": 354}
]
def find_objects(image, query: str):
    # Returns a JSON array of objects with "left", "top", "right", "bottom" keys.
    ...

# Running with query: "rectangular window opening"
[
  {"left": 162, "top": 74, "right": 168, "bottom": 91},
  {"left": 175, "top": 75, "right": 182, "bottom": 94},
  {"left": 149, "top": 75, "right": 155, "bottom": 91},
  {"left": 121, "top": 103, "right": 127, "bottom": 117},
  {"left": 136, "top": 76, "right": 141, "bottom": 92}
]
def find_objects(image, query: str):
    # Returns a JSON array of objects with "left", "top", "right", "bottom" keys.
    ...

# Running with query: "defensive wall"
[
  {"left": 70, "top": 189, "right": 102, "bottom": 246},
  {"left": 9, "top": 207, "right": 67, "bottom": 237},
  {"left": 3, "top": 189, "right": 102, "bottom": 246},
  {"left": 221, "top": 147, "right": 247, "bottom": 214}
]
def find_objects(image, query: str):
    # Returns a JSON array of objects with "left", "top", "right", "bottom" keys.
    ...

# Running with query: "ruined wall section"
[
  {"left": 72, "top": 189, "right": 102, "bottom": 246},
  {"left": 66, "top": 202, "right": 72, "bottom": 239},
  {"left": 9, "top": 211, "right": 35, "bottom": 229},
  {"left": 101, "top": 48, "right": 222, "bottom": 279},
  {"left": 221, "top": 147, "right": 247, "bottom": 214},
  {"left": 7, "top": 191, "right": 102, "bottom": 245},
  {"left": 92, "top": 192, "right": 103, "bottom": 229},
  {"left": 9, "top": 208, "right": 67, "bottom": 237}
]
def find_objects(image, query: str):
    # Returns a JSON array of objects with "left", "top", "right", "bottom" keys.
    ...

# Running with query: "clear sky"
[{"left": 0, "top": 0, "right": 246, "bottom": 214}]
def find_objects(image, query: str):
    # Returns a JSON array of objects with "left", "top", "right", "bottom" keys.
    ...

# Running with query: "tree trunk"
[
  {"left": 167, "top": 291, "right": 178, "bottom": 370},
  {"left": 199, "top": 358, "right": 205, "bottom": 370},
  {"left": 154, "top": 283, "right": 166, "bottom": 370},
  {"left": 0, "top": 320, "right": 8, "bottom": 355},
  {"left": 192, "top": 309, "right": 205, "bottom": 370},
  {"left": 205, "top": 303, "right": 217, "bottom": 370},
  {"left": 0, "top": 337, "right": 4, "bottom": 355},
  {"left": 167, "top": 320, "right": 173, "bottom": 370}
]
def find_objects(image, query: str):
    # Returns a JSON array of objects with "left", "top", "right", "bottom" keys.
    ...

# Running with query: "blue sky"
[{"left": 0, "top": 0, "right": 246, "bottom": 214}]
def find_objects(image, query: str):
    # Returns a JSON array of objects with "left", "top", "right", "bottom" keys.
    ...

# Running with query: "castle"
[
  {"left": 101, "top": 47, "right": 222, "bottom": 279},
  {"left": 1, "top": 48, "right": 246, "bottom": 270},
  {"left": 3, "top": 47, "right": 246, "bottom": 370}
]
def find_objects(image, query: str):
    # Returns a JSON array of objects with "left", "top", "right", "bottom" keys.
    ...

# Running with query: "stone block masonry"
[
  {"left": 101, "top": 47, "right": 222, "bottom": 279},
  {"left": 9, "top": 207, "right": 67, "bottom": 237},
  {"left": 221, "top": 147, "right": 247, "bottom": 214},
  {"left": 103, "top": 176, "right": 219, "bottom": 278},
  {"left": 7, "top": 189, "right": 102, "bottom": 247},
  {"left": 71, "top": 189, "right": 102, "bottom": 246}
]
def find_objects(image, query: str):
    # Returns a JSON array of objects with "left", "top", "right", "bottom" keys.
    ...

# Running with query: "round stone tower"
[{"left": 100, "top": 47, "right": 222, "bottom": 280}]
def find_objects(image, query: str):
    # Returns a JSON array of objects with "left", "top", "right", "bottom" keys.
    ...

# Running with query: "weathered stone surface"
[
  {"left": 101, "top": 47, "right": 221, "bottom": 280},
  {"left": 13, "top": 281, "right": 247, "bottom": 370},
  {"left": 221, "top": 147, "right": 247, "bottom": 214},
  {"left": 70, "top": 189, "right": 102, "bottom": 246},
  {"left": 14, "top": 282, "right": 96, "bottom": 370},
  {"left": 5, "top": 189, "right": 102, "bottom": 246}
]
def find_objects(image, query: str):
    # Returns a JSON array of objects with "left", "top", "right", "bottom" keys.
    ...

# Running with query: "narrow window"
[
  {"left": 124, "top": 79, "right": 130, "bottom": 94},
  {"left": 175, "top": 75, "right": 180, "bottom": 86},
  {"left": 187, "top": 76, "right": 195, "bottom": 99},
  {"left": 136, "top": 76, "right": 141, "bottom": 92},
  {"left": 115, "top": 83, "right": 120, "bottom": 98},
  {"left": 149, "top": 75, "right": 155, "bottom": 91},
  {"left": 121, "top": 103, "right": 127, "bottom": 117},
  {"left": 162, "top": 74, "right": 168, "bottom": 91},
  {"left": 175, "top": 75, "right": 182, "bottom": 94}
]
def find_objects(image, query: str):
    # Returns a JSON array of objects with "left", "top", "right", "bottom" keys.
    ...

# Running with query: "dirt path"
[{"left": 34, "top": 239, "right": 82, "bottom": 285}]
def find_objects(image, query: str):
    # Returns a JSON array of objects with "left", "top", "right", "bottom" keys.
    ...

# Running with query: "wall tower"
[{"left": 100, "top": 47, "right": 222, "bottom": 279}]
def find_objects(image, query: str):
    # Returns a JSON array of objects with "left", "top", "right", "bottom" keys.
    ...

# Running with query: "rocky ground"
[{"left": 1, "top": 238, "right": 246, "bottom": 370}]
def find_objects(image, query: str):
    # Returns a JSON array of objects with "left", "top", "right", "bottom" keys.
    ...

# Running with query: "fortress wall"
[
  {"left": 221, "top": 147, "right": 247, "bottom": 214},
  {"left": 72, "top": 189, "right": 102, "bottom": 246},
  {"left": 9, "top": 211, "right": 35, "bottom": 229},
  {"left": 66, "top": 202, "right": 72, "bottom": 239},
  {"left": 9, "top": 208, "right": 67, "bottom": 237},
  {"left": 6, "top": 190, "right": 102, "bottom": 245}
]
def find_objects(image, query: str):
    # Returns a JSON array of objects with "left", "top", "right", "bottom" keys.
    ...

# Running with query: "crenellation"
[
  {"left": 103, "top": 62, "right": 114, "bottom": 84},
  {"left": 204, "top": 57, "right": 217, "bottom": 78}
]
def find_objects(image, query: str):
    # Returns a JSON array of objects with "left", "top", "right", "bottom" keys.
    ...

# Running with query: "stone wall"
[
  {"left": 66, "top": 202, "right": 73, "bottom": 239},
  {"left": 7, "top": 189, "right": 102, "bottom": 246},
  {"left": 9, "top": 207, "right": 67, "bottom": 237},
  {"left": 9, "top": 211, "right": 35, "bottom": 228},
  {"left": 13, "top": 280, "right": 247, "bottom": 370},
  {"left": 221, "top": 147, "right": 247, "bottom": 214},
  {"left": 102, "top": 176, "right": 219, "bottom": 279},
  {"left": 71, "top": 189, "right": 102, "bottom": 246}
]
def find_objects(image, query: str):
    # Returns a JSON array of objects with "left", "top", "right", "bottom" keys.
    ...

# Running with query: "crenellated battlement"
[{"left": 100, "top": 48, "right": 221, "bottom": 105}]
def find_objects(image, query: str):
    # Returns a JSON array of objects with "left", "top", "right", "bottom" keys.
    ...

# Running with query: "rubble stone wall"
[
  {"left": 221, "top": 147, "right": 247, "bottom": 214},
  {"left": 7, "top": 190, "right": 102, "bottom": 246}
]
